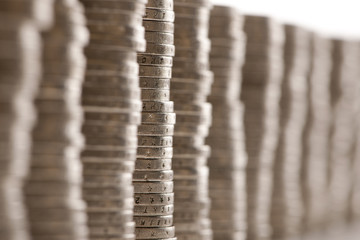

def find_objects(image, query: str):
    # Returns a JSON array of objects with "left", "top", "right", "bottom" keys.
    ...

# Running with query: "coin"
[
  {"left": 134, "top": 204, "right": 174, "bottom": 216},
  {"left": 134, "top": 215, "right": 173, "bottom": 227},
  {"left": 133, "top": 170, "right": 174, "bottom": 181},
  {"left": 134, "top": 193, "right": 174, "bottom": 205},
  {"left": 133, "top": 181, "right": 173, "bottom": 193},
  {"left": 135, "top": 226, "right": 175, "bottom": 239}
]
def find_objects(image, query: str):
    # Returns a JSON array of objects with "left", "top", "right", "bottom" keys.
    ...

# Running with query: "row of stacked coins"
[
  {"left": 270, "top": 25, "right": 311, "bottom": 239},
  {"left": 328, "top": 40, "right": 360, "bottom": 225},
  {"left": 24, "top": 0, "right": 89, "bottom": 239},
  {"left": 171, "top": 0, "right": 214, "bottom": 239},
  {"left": 134, "top": 0, "right": 177, "bottom": 239},
  {"left": 241, "top": 15, "right": 285, "bottom": 240},
  {"left": 80, "top": 0, "right": 147, "bottom": 239},
  {"left": 301, "top": 34, "right": 332, "bottom": 232},
  {"left": 0, "top": 1, "right": 54, "bottom": 239},
  {"left": 207, "top": 6, "right": 247, "bottom": 240}
]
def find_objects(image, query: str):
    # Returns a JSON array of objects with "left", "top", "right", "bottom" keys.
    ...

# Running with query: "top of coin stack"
[
  {"left": 171, "top": 0, "right": 214, "bottom": 239},
  {"left": 301, "top": 33, "right": 333, "bottom": 232},
  {"left": 241, "top": 15, "right": 285, "bottom": 240},
  {"left": 79, "top": 0, "right": 147, "bottom": 239},
  {"left": 134, "top": 0, "right": 177, "bottom": 239},
  {"left": 270, "top": 24, "right": 311, "bottom": 239},
  {"left": 24, "top": 1, "right": 90, "bottom": 239},
  {"left": 207, "top": 5, "right": 248, "bottom": 240}
]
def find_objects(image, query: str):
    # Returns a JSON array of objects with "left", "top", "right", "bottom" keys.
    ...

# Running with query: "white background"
[{"left": 211, "top": 0, "right": 360, "bottom": 39}]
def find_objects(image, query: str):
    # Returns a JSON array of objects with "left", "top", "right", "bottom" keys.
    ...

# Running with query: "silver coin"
[
  {"left": 145, "top": 43, "right": 175, "bottom": 56},
  {"left": 141, "top": 112, "right": 176, "bottom": 124},
  {"left": 134, "top": 193, "right": 174, "bottom": 205},
  {"left": 144, "top": 8, "right": 175, "bottom": 22},
  {"left": 135, "top": 158, "right": 172, "bottom": 171},
  {"left": 141, "top": 89, "right": 170, "bottom": 101},
  {"left": 138, "top": 54, "right": 173, "bottom": 67},
  {"left": 146, "top": 0, "right": 173, "bottom": 10},
  {"left": 138, "top": 124, "right": 174, "bottom": 136},
  {"left": 133, "top": 181, "right": 173, "bottom": 193},
  {"left": 142, "top": 100, "right": 174, "bottom": 113},
  {"left": 145, "top": 31, "right": 174, "bottom": 45},
  {"left": 134, "top": 215, "right": 173, "bottom": 227},
  {"left": 140, "top": 77, "right": 170, "bottom": 89},
  {"left": 142, "top": 20, "right": 174, "bottom": 33},
  {"left": 135, "top": 226, "right": 175, "bottom": 239},
  {"left": 133, "top": 170, "right": 174, "bottom": 181},
  {"left": 137, "top": 135, "right": 173, "bottom": 147},
  {"left": 139, "top": 65, "right": 172, "bottom": 78},
  {"left": 137, "top": 146, "right": 173, "bottom": 158},
  {"left": 134, "top": 204, "right": 174, "bottom": 216}
]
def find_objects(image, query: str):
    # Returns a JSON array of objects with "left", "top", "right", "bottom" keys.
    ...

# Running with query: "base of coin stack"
[{"left": 207, "top": 6, "right": 248, "bottom": 240}]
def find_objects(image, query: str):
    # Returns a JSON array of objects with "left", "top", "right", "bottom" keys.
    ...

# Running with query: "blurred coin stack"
[
  {"left": 24, "top": 1, "right": 89, "bottom": 239},
  {"left": 241, "top": 15, "right": 284, "bottom": 240},
  {"left": 328, "top": 40, "right": 360, "bottom": 224},
  {"left": 270, "top": 25, "right": 311, "bottom": 239},
  {"left": 79, "top": 0, "right": 147, "bottom": 239},
  {"left": 207, "top": 6, "right": 247, "bottom": 240},
  {"left": 134, "top": 0, "right": 177, "bottom": 240},
  {"left": 0, "top": 1, "right": 53, "bottom": 239},
  {"left": 171, "top": 0, "right": 214, "bottom": 239},
  {"left": 300, "top": 34, "right": 332, "bottom": 232}
]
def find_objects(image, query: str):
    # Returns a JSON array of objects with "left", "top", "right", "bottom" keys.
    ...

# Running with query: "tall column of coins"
[
  {"left": 80, "top": 0, "right": 147, "bottom": 239},
  {"left": 134, "top": 1, "right": 176, "bottom": 240},
  {"left": 24, "top": 1, "right": 89, "bottom": 239},
  {"left": 0, "top": 1, "right": 53, "bottom": 240},
  {"left": 207, "top": 6, "right": 247, "bottom": 240},
  {"left": 241, "top": 16, "right": 284, "bottom": 240},
  {"left": 270, "top": 25, "right": 311, "bottom": 239},
  {"left": 171, "top": 0, "right": 213, "bottom": 239},
  {"left": 300, "top": 34, "right": 332, "bottom": 232},
  {"left": 346, "top": 48, "right": 360, "bottom": 222},
  {"left": 328, "top": 40, "right": 360, "bottom": 224}
]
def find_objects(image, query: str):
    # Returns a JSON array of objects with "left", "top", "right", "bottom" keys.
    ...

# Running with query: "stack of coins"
[
  {"left": 171, "top": 0, "right": 213, "bottom": 239},
  {"left": 328, "top": 40, "right": 360, "bottom": 224},
  {"left": 241, "top": 15, "right": 284, "bottom": 240},
  {"left": 270, "top": 25, "right": 311, "bottom": 239},
  {"left": 0, "top": 1, "right": 53, "bottom": 239},
  {"left": 134, "top": 0, "right": 176, "bottom": 239},
  {"left": 300, "top": 34, "right": 332, "bottom": 232},
  {"left": 80, "top": 0, "right": 147, "bottom": 239},
  {"left": 207, "top": 6, "right": 247, "bottom": 240},
  {"left": 24, "top": 1, "right": 89, "bottom": 239}
]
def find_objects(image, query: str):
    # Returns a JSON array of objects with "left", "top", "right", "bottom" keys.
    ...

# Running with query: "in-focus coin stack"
[
  {"left": 270, "top": 25, "right": 311, "bottom": 239},
  {"left": 24, "top": 1, "right": 89, "bottom": 239},
  {"left": 328, "top": 40, "right": 360, "bottom": 224},
  {"left": 0, "top": 1, "right": 53, "bottom": 239},
  {"left": 79, "top": 0, "right": 147, "bottom": 239},
  {"left": 241, "top": 15, "right": 284, "bottom": 240},
  {"left": 171, "top": 0, "right": 213, "bottom": 239},
  {"left": 300, "top": 34, "right": 332, "bottom": 232},
  {"left": 207, "top": 6, "right": 247, "bottom": 240},
  {"left": 134, "top": 0, "right": 176, "bottom": 240}
]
